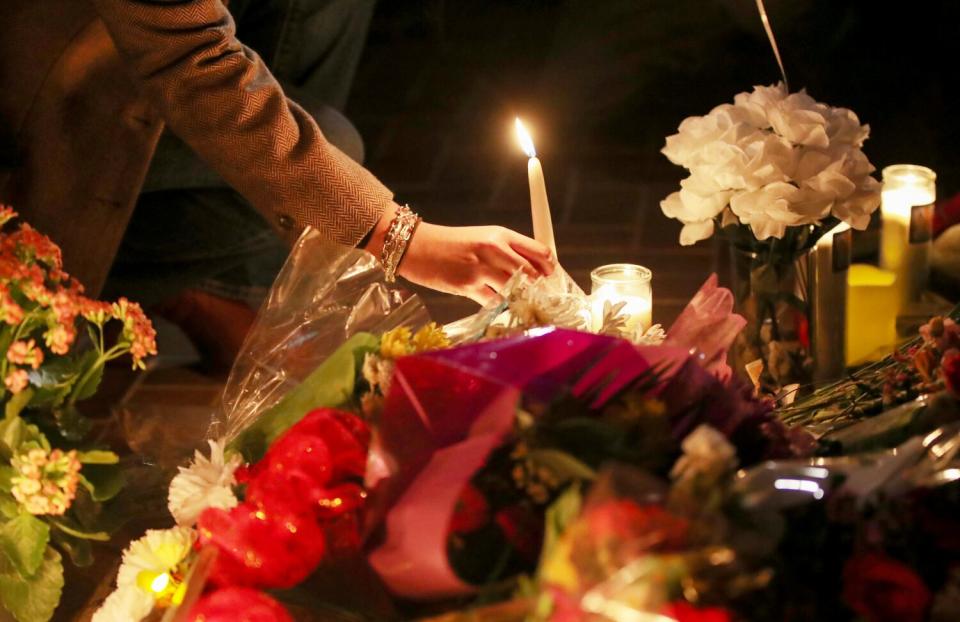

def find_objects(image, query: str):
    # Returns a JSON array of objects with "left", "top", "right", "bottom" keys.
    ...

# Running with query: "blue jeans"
[{"left": 104, "top": 0, "right": 376, "bottom": 307}]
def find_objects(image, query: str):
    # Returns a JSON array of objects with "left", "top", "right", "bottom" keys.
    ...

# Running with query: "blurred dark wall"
[{"left": 357, "top": 0, "right": 960, "bottom": 194}]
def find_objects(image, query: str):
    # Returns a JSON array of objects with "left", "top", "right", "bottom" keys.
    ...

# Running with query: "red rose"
[
  {"left": 188, "top": 587, "right": 292, "bottom": 622},
  {"left": 198, "top": 501, "right": 326, "bottom": 590},
  {"left": 449, "top": 484, "right": 490, "bottom": 535},
  {"left": 282, "top": 408, "right": 370, "bottom": 481},
  {"left": 941, "top": 349, "right": 960, "bottom": 396},
  {"left": 494, "top": 504, "right": 543, "bottom": 563},
  {"left": 842, "top": 552, "right": 931, "bottom": 622},
  {"left": 661, "top": 601, "right": 732, "bottom": 622}
]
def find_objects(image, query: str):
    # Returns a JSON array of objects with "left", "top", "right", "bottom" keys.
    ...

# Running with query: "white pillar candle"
[
  {"left": 515, "top": 119, "right": 557, "bottom": 258},
  {"left": 880, "top": 164, "right": 936, "bottom": 309},
  {"left": 589, "top": 264, "right": 653, "bottom": 337},
  {"left": 810, "top": 222, "right": 850, "bottom": 382}
]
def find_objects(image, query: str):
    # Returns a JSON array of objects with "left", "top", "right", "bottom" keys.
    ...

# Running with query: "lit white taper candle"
[{"left": 515, "top": 118, "right": 557, "bottom": 258}]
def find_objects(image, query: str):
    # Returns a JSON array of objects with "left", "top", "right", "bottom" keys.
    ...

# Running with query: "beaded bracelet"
[{"left": 380, "top": 205, "right": 420, "bottom": 283}]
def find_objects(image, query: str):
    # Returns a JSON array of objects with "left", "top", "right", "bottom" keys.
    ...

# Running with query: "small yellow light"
[{"left": 150, "top": 572, "right": 170, "bottom": 594}]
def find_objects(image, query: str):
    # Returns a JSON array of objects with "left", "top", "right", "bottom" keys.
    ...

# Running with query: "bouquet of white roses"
[{"left": 660, "top": 82, "right": 880, "bottom": 250}]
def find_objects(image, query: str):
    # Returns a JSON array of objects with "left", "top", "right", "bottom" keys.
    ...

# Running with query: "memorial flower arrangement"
[
  {"left": 0, "top": 207, "right": 157, "bottom": 622},
  {"left": 660, "top": 83, "right": 883, "bottom": 388},
  {"left": 660, "top": 82, "right": 880, "bottom": 248},
  {"left": 525, "top": 423, "right": 960, "bottom": 622}
]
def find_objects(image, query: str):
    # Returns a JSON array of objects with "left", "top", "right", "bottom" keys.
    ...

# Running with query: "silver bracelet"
[{"left": 380, "top": 205, "right": 420, "bottom": 283}]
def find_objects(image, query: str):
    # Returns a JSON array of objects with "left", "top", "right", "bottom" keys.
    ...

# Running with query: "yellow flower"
[
  {"left": 379, "top": 326, "right": 413, "bottom": 359},
  {"left": 411, "top": 323, "right": 450, "bottom": 352}
]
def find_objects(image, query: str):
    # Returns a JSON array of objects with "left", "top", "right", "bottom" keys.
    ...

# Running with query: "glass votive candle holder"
[{"left": 590, "top": 264, "right": 653, "bottom": 334}]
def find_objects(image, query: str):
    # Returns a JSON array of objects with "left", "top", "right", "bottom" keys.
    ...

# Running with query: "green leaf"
[
  {"left": 0, "top": 466, "right": 13, "bottom": 493},
  {"left": 0, "top": 418, "right": 48, "bottom": 462},
  {"left": 230, "top": 332, "right": 379, "bottom": 462},
  {"left": 0, "top": 546, "right": 64, "bottom": 622},
  {"left": 79, "top": 465, "right": 125, "bottom": 502},
  {"left": 50, "top": 529, "right": 92, "bottom": 568},
  {"left": 0, "top": 497, "right": 17, "bottom": 521},
  {"left": 49, "top": 520, "right": 109, "bottom": 542},
  {"left": 4, "top": 389, "right": 34, "bottom": 421},
  {"left": 51, "top": 406, "right": 92, "bottom": 443},
  {"left": 75, "top": 450, "right": 118, "bottom": 465},
  {"left": 27, "top": 357, "right": 82, "bottom": 410},
  {"left": 539, "top": 485, "right": 582, "bottom": 570},
  {"left": 0, "top": 512, "right": 50, "bottom": 577},
  {"left": 66, "top": 350, "right": 102, "bottom": 404},
  {"left": 527, "top": 449, "right": 597, "bottom": 484}
]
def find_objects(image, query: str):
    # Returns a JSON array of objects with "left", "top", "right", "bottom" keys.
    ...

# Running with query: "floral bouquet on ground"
[
  {"left": 660, "top": 82, "right": 882, "bottom": 388},
  {"left": 523, "top": 419, "right": 960, "bottom": 622},
  {"left": 0, "top": 207, "right": 157, "bottom": 622}
]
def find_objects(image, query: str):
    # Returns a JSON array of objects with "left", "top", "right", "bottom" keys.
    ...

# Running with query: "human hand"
[{"left": 397, "top": 222, "right": 555, "bottom": 305}]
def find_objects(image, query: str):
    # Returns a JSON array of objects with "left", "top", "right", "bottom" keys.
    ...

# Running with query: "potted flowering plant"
[
  {"left": 0, "top": 206, "right": 157, "bottom": 622},
  {"left": 660, "top": 83, "right": 881, "bottom": 388}
]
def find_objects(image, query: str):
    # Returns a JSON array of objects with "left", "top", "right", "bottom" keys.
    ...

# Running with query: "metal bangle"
[{"left": 380, "top": 205, "right": 420, "bottom": 283}]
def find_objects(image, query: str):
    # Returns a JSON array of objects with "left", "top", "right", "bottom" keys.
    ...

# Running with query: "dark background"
[{"left": 345, "top": 0, "right": 960, "bottom": 323}]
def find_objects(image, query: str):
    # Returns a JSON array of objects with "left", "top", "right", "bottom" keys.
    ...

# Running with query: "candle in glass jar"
[
  {"left": 514, "top": 118, "right": 557, "bottom": 258},
  {"left": 880, "top": 164, "right": 936, "bottom": 308},
  {"left": 590, "top": 264, "right": 652, "bottom": 336}
]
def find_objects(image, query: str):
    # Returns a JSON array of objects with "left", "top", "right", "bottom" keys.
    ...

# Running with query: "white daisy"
[
  {"left": 91, "top": 586, "right": 154, "bottom": 622},
  {"left": 168, "top": 439, "right": 242, "bottom": 527},
  {"left": 93, "top": 527, "right": 196, "bottom": 622}
]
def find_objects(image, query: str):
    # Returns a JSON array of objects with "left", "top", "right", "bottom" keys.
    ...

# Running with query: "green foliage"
[
  {"left": 230, "top": 332, "right": 379, "bottom": 462},
  {"left": 0, "top": 512, "right": 49, "bottom": 577},
  {"left": 539, "top": 485, "right": 582, "bottom": 569},
  {"left": 0, "top": 547, "right": 64, "bottom": 622}
]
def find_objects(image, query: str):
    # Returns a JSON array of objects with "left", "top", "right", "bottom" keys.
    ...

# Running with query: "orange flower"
[
  {"left": 43, "top": 323, "right": 76, "bottom": 356},
  {"left": 4, "top": 369, "right": 29, "bottom": 394},
  {"left": 0, "top": 206, "right": 18, "bottom": 228},
  {"left": 7, "top": 339, "right": 43, "bottom": 370},
  {"left": 0, "top": 285, "right": 24, "bottom": 326},
  {"left": 113, "top": 298, "right": 157, "bottom": 369},
  {"left": 79, "top": 299, "right": 112, "bottom": 325},
  {"left": 10, "top": 223, "right": 62, "bottom": 269}
]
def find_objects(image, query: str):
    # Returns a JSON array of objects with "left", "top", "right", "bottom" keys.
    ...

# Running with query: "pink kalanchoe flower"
[
  {"left": 113, "top": 297, "right": 157, "bottom": 369},
  {"left": 44, "top": 323, "right": 76, "bottom": 356},
  {"left": 4, "top": 368, "right": 29, "bottom": 394},
  {"left": 10, "top": 448, "right": 82, "bottom": 516},
  {"left": 0, "top": 284, "right": 24, "bottom": 326},
  {"left": 0, "top": 206, "right": 18, "bottom": 227},
  {"left": 7, "top": 339, "right": 44, "bottom": 370}
]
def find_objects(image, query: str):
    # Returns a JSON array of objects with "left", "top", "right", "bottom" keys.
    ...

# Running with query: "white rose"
[
  {"left": 660, "top": 187, "right": 731, "bottom": 246},
  {"left": 833, "top": 177, "right": 881, "bottom": 230},
  {"left": 826, "top": 107, "right": 869, "bottom": 148},
  {"left": 729, "top": 181, "right": 808, "bottom": 240},
  {"left": 768, "top": 90, "right": 830, "bottom": 148},
  {"left": 733, "top": 82, "right": 787, "bottom": 128}
]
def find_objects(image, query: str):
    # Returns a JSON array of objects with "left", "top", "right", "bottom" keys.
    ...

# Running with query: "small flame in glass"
[{"left": 515, "top": 118, "right": 536, "bottom": 158}]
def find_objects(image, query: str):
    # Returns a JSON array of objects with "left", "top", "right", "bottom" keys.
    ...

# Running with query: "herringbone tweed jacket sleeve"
[{"left": 90, "top": 0, "right": 393, "bottom": 247}]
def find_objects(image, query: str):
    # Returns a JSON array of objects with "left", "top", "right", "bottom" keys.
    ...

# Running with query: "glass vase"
[{"left": 728, "top": 246, "right": 813, "bottom": 391}]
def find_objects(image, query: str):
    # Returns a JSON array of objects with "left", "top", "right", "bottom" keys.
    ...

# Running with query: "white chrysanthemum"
[
  {"left": 501, "top": 272, "right": 590, "bottom": 332},
  {"left": 93, "top": 527, "right": 196, "bottom": 622},
  {"left": 91, "top": 586, "right": 154, "bottom": 622},
  {"left": 168, "top": 440, "right": 242, "bottom": 527},
  {"left": 636, "top": 324, "right": 667, "bottom": 346}
]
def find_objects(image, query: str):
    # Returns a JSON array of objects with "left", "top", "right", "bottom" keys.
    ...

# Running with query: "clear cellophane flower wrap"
[{"left": 211, "top": 227, "right": 430, "bottom": 443}]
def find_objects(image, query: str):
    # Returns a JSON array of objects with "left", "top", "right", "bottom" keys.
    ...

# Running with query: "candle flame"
[{"left": 514, "top": 118, "right": 536, "bottom": 158}]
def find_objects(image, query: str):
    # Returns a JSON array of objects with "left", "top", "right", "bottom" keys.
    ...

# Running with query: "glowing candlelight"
[
  {"left": 515, "top": 118, "right": 557, "bottom": 258},
  {"left": 589, "top": 264, "right": 653, "bottom": 336},
  {"left": 880, "top": 164, "right": 936, "bottom": 309}
]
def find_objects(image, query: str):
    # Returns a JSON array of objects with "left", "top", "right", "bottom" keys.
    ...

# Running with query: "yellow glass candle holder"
[{"left": 846, "top": 264, "right": 898, "bottom": 365}]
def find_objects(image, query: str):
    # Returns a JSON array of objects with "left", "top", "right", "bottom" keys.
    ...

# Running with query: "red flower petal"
[{"left": 188, "top": 587, "right": 292, "bottom": 622}]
